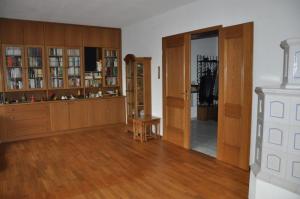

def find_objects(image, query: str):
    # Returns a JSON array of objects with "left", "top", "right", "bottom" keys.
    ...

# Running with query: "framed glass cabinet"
[{"left": 124, "top": 54, "right": 151, "bottom": 131}]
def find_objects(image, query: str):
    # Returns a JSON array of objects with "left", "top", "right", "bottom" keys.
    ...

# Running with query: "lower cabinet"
[
  {"left": 5, "top": 104, "right": 50, "bottom": 140},
  {"left": 0, "top": 97, "right": 126, "bottom": 142},
  {"left": 0, "top": 107, "right": 6, "bottom": 141}
]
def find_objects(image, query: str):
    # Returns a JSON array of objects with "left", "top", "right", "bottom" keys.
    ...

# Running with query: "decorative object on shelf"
[
  {"left": 124, "top": 54, "right": 152, "bottom": 132},
  {"left": 281, "top": 38, "right": 300, "bottom": 89},
  {"left": 253, "top": 38, "right": 300, "bottom": 195}
]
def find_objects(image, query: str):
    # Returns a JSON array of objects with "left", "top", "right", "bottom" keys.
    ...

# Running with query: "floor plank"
[{"left": 0, "top": 127, "right": 249, "bottom": 199}]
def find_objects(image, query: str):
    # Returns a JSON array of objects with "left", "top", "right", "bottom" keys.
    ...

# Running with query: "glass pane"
[
  {"left": 5, "top": 47, "right": 23, "bottom": 90},
  {"left": 104, "top": 49, "right": 118, "bottom": 86},
  {"left": 126, "top": 61, "right": 135, "bottom": 118},
  {"left": 49, "top": 48, "right": 64, "bottom": 88},
  {"left": 27, "top": 47, "right": 43, "bottom": 89},
  {"left": 136, "top": 63, "right": 144, "bottom": 106},
  {"left": 67, "top": 48, "right": 81, "bottom": 87}
]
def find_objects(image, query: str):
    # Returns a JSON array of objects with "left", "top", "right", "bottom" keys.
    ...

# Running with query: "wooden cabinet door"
[
  {"left": 89, "top": 100, "right": 107, "bottom": 126},
  {"left": 44, "top": 23, "right": 65, "bottom": 46},
  {"left": 65, "top": 25, "right": 83, "bottom": 46},
  {"left": 89, "top": 98, "right": 125, "bottom": 126},
  {"left": 83, "top": 26, "right": 103, "bottom": 47},
  {"left": 0, "top": 19, "right": 23, "bottom": 44},
  {"left": 5, "top": 104, "right": 50, "bottom": 140},
  {"left": 0, "top": 107, "right": 6, "bottom": 141},
  {"left": 49, "top": 102, "right": 69, "bottom": 131},
  {"left": 23, "top": 21, "right": 44, "bottom": 45},
  {"left": 162, "top": 34, "right": 190, "bottom": 148},
  {"left": 105, "top": 97, "right": 126, "bottom": 124},
  {"left": 143, "top": 58, "right": 152, "bottom": 116},
  {"left": 102, "top": 28, "right": 121, "bottom": 48},
  {"left": 217, "top": 22, "right": 253, "bottom": 170},
  {"left": 69, "top": 101, "right": 89, "bottom": 129}
]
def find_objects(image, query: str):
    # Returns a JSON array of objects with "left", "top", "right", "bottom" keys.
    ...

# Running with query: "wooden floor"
[{"left": 0, "top": 127, "right": 249, "bottom": 199}]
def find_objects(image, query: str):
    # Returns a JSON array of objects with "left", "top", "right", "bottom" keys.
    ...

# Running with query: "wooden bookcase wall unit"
[
  {"left": 124, "top": 54, "right": 151, "bottom": 131},
  {"left": 0, "top": 18, "right": 122, "bottom": 99}
]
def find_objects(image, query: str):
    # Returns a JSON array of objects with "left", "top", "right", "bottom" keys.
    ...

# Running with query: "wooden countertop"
[{"left": 0, "top": 95, "right": 126, "bottom": 106}]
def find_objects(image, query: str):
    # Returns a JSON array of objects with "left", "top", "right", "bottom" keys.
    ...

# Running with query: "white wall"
[{"left": 122, "top": 0, "right": 300, "bottom": 198}]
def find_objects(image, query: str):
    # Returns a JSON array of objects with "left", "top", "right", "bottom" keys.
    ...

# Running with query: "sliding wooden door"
[
  {"left": 162, "top": 34, "right": 190, "bottom": 148},
  {"left": 217, "top": 22, "right": 253, "bottom": 170}
]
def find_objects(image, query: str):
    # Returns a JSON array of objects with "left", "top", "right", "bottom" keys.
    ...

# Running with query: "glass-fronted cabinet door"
[
  {"left": 26, "top": 47, "right": 44, "bottom": 89},
  {"left": 48, "top": 47, "right": 64, "bottom": 89},
  {"left": 125, "top": 55, "right": 135, "bottom": 119},
  {"left": 136, "top": 62, "right": 144, "bottom": 117},
  {"left": 103, "top": 49, "right": 119, "bottom": 87},
  {"left": 66, "top": 48, "right": 81, "bottom": 88},
  {"left": 3, "top": 46, "right": 25, "bottom": 90}
]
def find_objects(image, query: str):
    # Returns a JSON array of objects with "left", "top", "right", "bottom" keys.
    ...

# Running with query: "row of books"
[
  {"left": 28, "top": 48, "right": 42, "bottom": 57},
  {"left": 105, "top": 67, "right": 118, "bottom": 77},
  {"left": 68, "top": 67, "right": 80, "bottom": 76},
  {"left": 68, "top": 78, "right": 81, "bottom": 87},
  {"left": 68, "top": 57, "right": 80, "bottom": 67},
  {"left": 8, "top": 80, "right": 23, "bottom": 89},
  {"left": 67, "top": 49, "right": 80, "bottom": 56},
  {"left": 6, "top": 47, "right": 22, "bottom": 56},
  {"left": 6, "top": 56, "right": 22, "bottom": 67},
  {"left": 28, "top": 78, "right": 43, "bottom": 89},
  {"left": 105, "top": 57, "right": 118, "bottom": 67},
  {"left": 28, "top": 57, "right": 42, "bottom": 68},
  {"left": 105, "top": 50, "right": 118, "bottom": 57},
  {"left": 28, "top": 68, "right": 43, "bottom": 78},
  {"left": 50, "top": 67, "right": 64, "bottom": 77},
  {"left": 49, "top": 48, "right": 63, "bottom": 56}
]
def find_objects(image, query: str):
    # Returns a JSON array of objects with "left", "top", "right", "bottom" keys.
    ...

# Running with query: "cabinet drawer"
[
  {"left": 261, "top": 148, "right": 287, "bottom": 178},
  {"left": 263, "top": 123, "right": 289, "bottom": 152},
  {"left": 265, "top": 95, "right": 290, "bottom": 124}
]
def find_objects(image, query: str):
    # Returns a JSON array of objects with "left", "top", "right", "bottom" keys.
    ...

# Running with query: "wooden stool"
[{"left": 132, "top": 115, "right": 160, "bottom": 142}]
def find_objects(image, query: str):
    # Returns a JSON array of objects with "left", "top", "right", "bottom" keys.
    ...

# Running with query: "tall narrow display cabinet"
[{"left": 124, "top": 54, "right": 151, "bottom": 132}]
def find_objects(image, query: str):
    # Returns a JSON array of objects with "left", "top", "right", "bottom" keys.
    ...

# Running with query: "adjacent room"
[
  {"left": 0, "top": 0, "right": 299, "bottom": 199},
  {"left": 190, "top": 31, "right": 219, "bottom": 157}
]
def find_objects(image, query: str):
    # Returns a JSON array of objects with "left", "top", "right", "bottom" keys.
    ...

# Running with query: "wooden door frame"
[{"left": 162, "top": 25, "right": 222, "bottom": 149}]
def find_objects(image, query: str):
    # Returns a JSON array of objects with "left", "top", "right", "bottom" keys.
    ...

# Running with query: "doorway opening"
[{"left": 190, "top": 30, "right": 219, "bottom": 157}]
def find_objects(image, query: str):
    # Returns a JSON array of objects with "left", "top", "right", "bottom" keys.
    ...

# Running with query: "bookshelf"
[
  {"left": 103, "top": 49, "right": 119, "bottom": 87},
  {"left": 124, "top": 54, "right": 151, "bottom": 131},
  {"left": 67, "top": 48, "right": 82, "bottom": 88},
  {"left": 26, "top": 47, "right": 44, "bottom": 89},
  {"left": 3, "top": 46, "right": 25, "bottom": 90},
  {"left": 48, "top": 47, "right": 64, "bottom": 89}
]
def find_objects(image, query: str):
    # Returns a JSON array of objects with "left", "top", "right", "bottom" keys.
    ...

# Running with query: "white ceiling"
[{"left": 0, "top": 0, "right": 197, "bottom": 28}]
